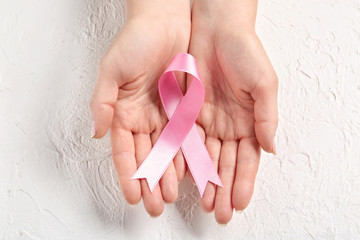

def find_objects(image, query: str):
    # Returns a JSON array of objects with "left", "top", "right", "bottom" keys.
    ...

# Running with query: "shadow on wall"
[{"left": 46, "top": 0, "right": 202, "bottom": 229}]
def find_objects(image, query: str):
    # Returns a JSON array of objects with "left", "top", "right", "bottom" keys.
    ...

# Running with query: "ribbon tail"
[
  {"left": 191, "top": 163, "right": 223, "bottom": 198},
  {"left": 131, "top": 137, "right": 175, "bottom": 192},
  {"left": 131, "top": 166, "right": 158, "bottom": 193},
  {"left": 194, "top": 168, "right": 223, "bottom": 198},
  {"left": 181, "top": 125, "right": 224, "bottom": 198},
  {"left": 131, "top": 121, "right": 186, "bottom": 192}
]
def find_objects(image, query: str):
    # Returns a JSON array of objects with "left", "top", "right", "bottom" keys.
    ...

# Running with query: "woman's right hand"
[{"left": 89, "top": 0, "right": 191, "bottom": 217}]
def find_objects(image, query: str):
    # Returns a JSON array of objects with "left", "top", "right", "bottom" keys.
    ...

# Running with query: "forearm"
[
  {"left": 192, "top": 0, "right": 258, "bottom": 30},
  {"left": 126, "top": 0, "right": 191, "bottom": 20}
]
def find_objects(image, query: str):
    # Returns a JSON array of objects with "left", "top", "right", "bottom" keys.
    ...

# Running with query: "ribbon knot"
[{"left": 131, "top": 53, "right": 223, "bottom": 197}]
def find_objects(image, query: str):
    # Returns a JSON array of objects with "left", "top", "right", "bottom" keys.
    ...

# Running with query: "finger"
[
  {"left": 160, "top": 162, "right": 178, "bottom": 203},
  {"left": 188, "top": 166, "right": 195, "bottom": 184},
  {"left": 111, "top": 127, "right": 141, "bottom": 205},
  {"left": 174, "top": 150, "right": 186, "bottom": 181},
  {"left": 187, "top": 125, "right": 206, "bottom": 184},
  {"left": 214, "top": 140, "right": 237, "bottom": 225},
  {"left": 232, "top": 137, "right": 260, "bottom": 212},
  {"left": 200, "top": 137, "right": 221, "bottom": 213},
  {"left": 150, "top": 129, "right": 178, "bottom": 204},
  {"left": 134, "top": 133, "right": 164, "bottom": 217},
  {"left": 251, "top": 70, "right": 278, "bottom": 154},
  {"left": 89, "top": 57, "right": 120, "bottom": 139}
]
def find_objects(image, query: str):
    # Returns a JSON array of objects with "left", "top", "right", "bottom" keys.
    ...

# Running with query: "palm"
[
  {"left": 197, "top": 56, "right": 255, "bottom": 142},
  {"left": 111, "top": 18, "right": 188, "bottom": 132},
  {"left": 189, "top": 25, "right": 276, "bottom": 223},
  {"left": 194, "top": 31, "right": 268, "bottom": 140}
]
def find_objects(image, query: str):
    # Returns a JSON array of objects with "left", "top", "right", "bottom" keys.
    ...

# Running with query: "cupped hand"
[
  {"left": 90, "top": 4, "right": 190, "bottom": 217},
  {"left": 188, "top": 2, "right": 278, "bottom": 224}
]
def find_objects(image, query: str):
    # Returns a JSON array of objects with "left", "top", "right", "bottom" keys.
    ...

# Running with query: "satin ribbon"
[{"left": 131, "top": 53, "right": 223, "bottom": 197}]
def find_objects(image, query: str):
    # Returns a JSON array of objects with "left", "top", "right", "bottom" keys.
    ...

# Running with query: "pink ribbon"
[{"left": 131, "top": 53, "right": 223, "bottom": 197}]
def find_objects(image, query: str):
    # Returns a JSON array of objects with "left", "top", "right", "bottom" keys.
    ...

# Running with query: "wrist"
[
  {"left": 126, "top": 0, "right": 191, "bottom": 21},
  {"left": 192, "top": 0, "right": 257, "bottom": 31}
]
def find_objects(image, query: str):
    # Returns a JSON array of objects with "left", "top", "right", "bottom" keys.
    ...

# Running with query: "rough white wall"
[{"left": 1, "top": 0, "right": 360, "bottom": 239}]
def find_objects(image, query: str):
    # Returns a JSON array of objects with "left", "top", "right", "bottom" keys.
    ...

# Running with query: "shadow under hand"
[
  {"left": 46, "top": 0, "right": 130, "bottom": 228},
  {"left": 175, "top": 174, "right": 211, "bottom": 234}
]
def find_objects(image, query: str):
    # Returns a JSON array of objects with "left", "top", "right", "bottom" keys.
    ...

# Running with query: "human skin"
[
  {"left": 89, "top": 0, "right": 191, "bottom": 217},
  {"left": 187, "top": 0, "right": 278, "bottom": 225},
  {"left": 89, "top": 0, "right": 278, "bottom": 223}
]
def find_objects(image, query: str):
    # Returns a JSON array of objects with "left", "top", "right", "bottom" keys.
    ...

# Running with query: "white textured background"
[{"left": 1, "top": 0, "right": 360, "bottom": 239}]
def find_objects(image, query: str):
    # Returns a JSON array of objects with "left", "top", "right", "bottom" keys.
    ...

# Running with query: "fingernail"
[
  {"left": 272, "top": 139, "right": 277, "bottom": 155},
  {"left": 91, "top": 121, "right": 96, "bottom": 138},
  {"left": 235, "top": 210, "right": 243, "bottom": 214},
  {"left": 128, "top": 203, "right": 136, "bottom": 208},
  {"left": 150, "top": 215, "right": 160, "bottom": 219},
  {"left": 218, "top": 223, "right": 227, "bottom": 227}
]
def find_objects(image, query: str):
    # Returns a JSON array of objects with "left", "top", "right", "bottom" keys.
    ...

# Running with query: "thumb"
[
  {"left": 89, "top": 58, "right": 119, "bottom": 139},
  {"left": 251, "top": 71, "right": 278, "bottom": 154}
]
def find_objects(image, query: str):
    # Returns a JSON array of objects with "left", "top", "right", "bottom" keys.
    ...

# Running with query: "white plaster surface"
[{"left": 1, "top": 0, "right": 360, "bottom": 239}]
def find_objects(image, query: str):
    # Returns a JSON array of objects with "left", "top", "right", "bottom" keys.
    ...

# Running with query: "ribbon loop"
[{"left": 131, "top": 53, "right": 223, "bottom": 197}]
